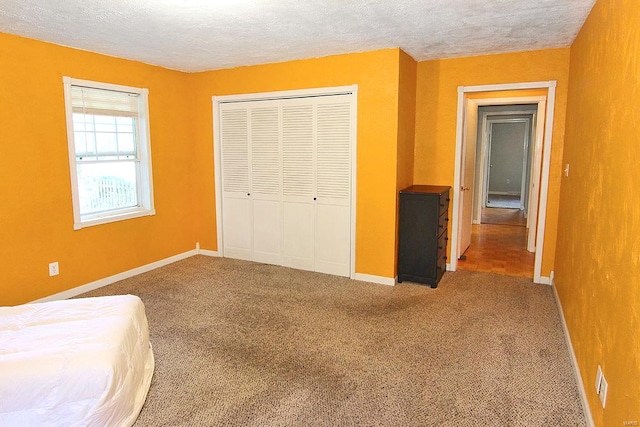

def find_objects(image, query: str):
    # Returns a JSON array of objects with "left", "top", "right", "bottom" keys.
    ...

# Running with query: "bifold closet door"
[
  {"left": 219, "top": 101, "right": 282, "bottom": 264},
  {"left": 219, "top": 92, "right": 353, "bottom": 278},
  {"left": 280, "top": 96, "right": 352, "bottom": 276}
]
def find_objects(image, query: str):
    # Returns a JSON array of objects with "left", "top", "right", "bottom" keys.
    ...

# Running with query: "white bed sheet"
[{"left": 0, "top": 294, "right": 154, "bottom": 427}]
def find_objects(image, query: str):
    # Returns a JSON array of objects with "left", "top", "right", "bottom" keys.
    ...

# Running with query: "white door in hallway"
[{"left": 458, "top": 98, "right": 477, "bottom": 259}]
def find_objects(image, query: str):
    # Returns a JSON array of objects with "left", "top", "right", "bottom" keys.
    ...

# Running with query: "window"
[{"left": 63, "top": 77, "right": 155, "bottom": 229}]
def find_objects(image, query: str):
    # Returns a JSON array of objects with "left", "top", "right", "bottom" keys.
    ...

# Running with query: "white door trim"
[
  {"left": 450, "top": 81, "right": 557, "bottom": 284},
  {"left": 212, "top": 85, "right": 358, "bottom": 279},
  {"left": 215, "top": 85, "right": 358, "bottom": 103}
]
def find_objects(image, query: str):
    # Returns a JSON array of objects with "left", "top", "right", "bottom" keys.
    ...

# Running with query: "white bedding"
[{"left": 0, "top": 295, "right": 154, "bottom": 427}]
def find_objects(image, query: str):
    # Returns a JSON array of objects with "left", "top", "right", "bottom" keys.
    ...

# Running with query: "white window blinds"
[{"left": 71, "top": 85, "right": 139, "bottom": 117}]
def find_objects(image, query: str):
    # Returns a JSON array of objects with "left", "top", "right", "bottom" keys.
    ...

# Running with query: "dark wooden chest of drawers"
[{"left": 398, "top": 185, "right": 451, "bottom": 288}]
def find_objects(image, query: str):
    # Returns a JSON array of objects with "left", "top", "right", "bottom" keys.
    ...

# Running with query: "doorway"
[
  {"left": 483, "top": 118, "right": 531, "bottom": 210},
  {"left": 449, "top": 81, "right": 557, "bottom": 284},
  {"left": 460, "top": 106, "right": 537, "bottom": 277},
  {"left": 474, "top": 105, "right": 537, "bottom": 225}
]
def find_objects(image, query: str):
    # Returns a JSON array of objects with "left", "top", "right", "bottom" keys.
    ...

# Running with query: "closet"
[{"left": 216, "top": 88, "right": 355, "bottom": 277}]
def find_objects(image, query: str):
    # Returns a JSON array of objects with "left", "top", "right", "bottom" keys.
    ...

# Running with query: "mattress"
[{"left": 0, "top": 294, "right": 154, "bottom": 427}]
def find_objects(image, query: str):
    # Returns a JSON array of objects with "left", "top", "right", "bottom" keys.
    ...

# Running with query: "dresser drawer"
[
  {"left": 436, "top": 254, "right": 447, "bottom": 282},
  {"left": 438, "top": 212, "right": 449, "bottom": 236},
  {"left": 438, "top": 191, "right": 450, "bottom": 216},
  {"left": 437, "top": 233, "right": 448, "bottom": 260}
]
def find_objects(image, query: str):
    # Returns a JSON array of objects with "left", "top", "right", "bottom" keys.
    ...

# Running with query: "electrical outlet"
[
  {"left": 595, "top": 365, "right": 608, "bottom": 408},
  {"left": 599, "top": 372, "right": 608, "bottom": 408},
  {"left": 48, "top": 262, "right": 59, "bottom": 277}
]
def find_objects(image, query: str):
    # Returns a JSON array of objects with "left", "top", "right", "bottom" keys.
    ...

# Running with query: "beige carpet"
[{"left": 81, "top": 256, "right": 586, "bottom": 426}]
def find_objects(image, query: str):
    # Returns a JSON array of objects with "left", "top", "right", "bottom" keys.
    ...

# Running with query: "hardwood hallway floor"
[{"left": 457, "top": 208, "right": 534, "bottom": 278}]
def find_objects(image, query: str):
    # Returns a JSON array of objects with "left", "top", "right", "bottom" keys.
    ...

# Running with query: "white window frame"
[{"left": 63, "top": 77, "right": 155, "bottom": 230}]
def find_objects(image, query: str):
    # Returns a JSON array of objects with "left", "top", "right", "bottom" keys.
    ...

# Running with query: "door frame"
[
  {"left": 475, "top": 109, "right": 537, "bottom": 223},
  {"left": 480, "top": 116, "right": 532, "bottom": 212},
  {"left": 450, "top": 81, "right": 557, "bottom": 284},
  {"left": 212, "top": 85, "right": 358, "bottom": 279}
]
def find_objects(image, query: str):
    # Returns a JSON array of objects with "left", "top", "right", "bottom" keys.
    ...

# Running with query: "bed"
[{"left": 0, "top": 294, "right": 154, "bottom": 426}]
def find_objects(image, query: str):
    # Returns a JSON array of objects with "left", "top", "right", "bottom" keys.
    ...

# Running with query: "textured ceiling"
[{"left": 0, "top": 0, "right": 596, "bottom": 72}]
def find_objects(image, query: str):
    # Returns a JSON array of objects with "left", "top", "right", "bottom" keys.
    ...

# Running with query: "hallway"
[{"left": 457, "top": 208, "right": 534, "bottom": 278}]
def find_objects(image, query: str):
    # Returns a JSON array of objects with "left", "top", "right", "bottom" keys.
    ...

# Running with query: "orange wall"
[
  {"left": 414, "top": 49, "right": 571, "bottom": 277},
  {"left": 396, "top": 50, "right": 417, "bottom": 191},
  {"left": 189, "top": 49, "right": 403, "bottom": 279},
  {"left": 394, "top": 50, "right": 418, "bottom": 272},
  {"left": 0, "top": 32, "right": 198, "bottom": 305},
  {"left": 556, "top": 0, "right": 640, "bottom": 424}
]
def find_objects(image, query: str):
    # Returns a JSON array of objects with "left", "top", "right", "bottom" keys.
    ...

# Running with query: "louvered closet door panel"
[
  {"left": 220, "top": 105, "right": 251, "bottom": 260},
  {"left": 314, "top": 97, "right": 352, "bottom": 276},
  {"left": 315, "top": 204, "right": 350, "bottom": 276},
  {"left": 281, "top": 101, "right": 315, "bottom": 270},
  {"left": 250, "top": 104, "right": 282, "bottom": 265},
  {"left": 282, "top": 102, "right": 314, "bottom": 198},
  {"left": 282, "top": 201, "right": 314, "bottom": 270}
]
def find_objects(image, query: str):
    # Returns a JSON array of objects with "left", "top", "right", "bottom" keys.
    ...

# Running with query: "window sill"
[{"left": 74, "top": 208, "right": 156, "bottom": 230}]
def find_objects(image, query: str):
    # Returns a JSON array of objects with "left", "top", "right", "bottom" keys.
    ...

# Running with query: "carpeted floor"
[{"left": 81, "top": 256, "right": 586, "bottom": 426}]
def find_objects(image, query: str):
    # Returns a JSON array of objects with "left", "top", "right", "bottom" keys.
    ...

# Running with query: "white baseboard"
[
  {"left": 198, "top": 249, "right": 220, "bottom": 257},
  {"left": 32, "top": 249, "right": 198, "bottom": 303},
  {"left": 488, "top": 191, "right": 521, "bottom": 196},
  {"left": 535, "top": 275, "right": 551, "bottom": 285},
  {"left": 195, "top": 241, "right": 220, "bottom": 257},
  {"left": 551, "top": 278, "right": 594, "bottom": 427},
  {"left": 353, "top": 273, "right": 395, "bottom": 286}
]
